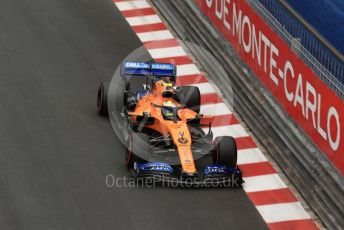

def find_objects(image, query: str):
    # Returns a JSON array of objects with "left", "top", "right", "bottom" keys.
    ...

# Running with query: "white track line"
[
  {"left": 200, "top": 103, "right": 232, "bottom": 116},
  {"left": 126, "top": 15, "right": 162, "bottom": 26},
  {"left": 176, "top": 64, "right": 201, "bottom": 76},
  {"left": 208, "top": 125, "right": 249, "bottom": 138},
  {"left": 256, "top": 202, "right": 311, "bottom": 223},
  {"left": 243, "top": 174, "right": 287, "bottom": 193},
  {"left": 237, "top": 148, "right": 268, "bottom": 165},
  {"left": 115, "top": 1, "right": 150, "bottom": 11},
  {"left": 137, "top": 30, "right": 174, "bottom": 43},
  {"left": 148, "top": 46, "right": 187, "bottom": 59}
]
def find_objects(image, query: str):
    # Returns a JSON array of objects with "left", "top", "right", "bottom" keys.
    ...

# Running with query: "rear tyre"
[
  {"left": 125, "top": 133, "right": 150, "bottom": 168},
  {"left": 97, "top": 81, "right": 109, "bottom": 116},
  {"left": 124, "top": 78, "right": 131, "bottom": 91},
  {"left": 176, "top": 86, "right": 201, "bottom": 114},
  {"left": 212, "top": 136, "right": 237, "bottom": 167},
  {"left": 123, "top": 78, "right": 134, "bottom": 110}
]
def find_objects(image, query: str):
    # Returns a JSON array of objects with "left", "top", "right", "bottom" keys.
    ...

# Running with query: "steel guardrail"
[{"left": 248, "top": 0, "right": 344, "bottom": 99}]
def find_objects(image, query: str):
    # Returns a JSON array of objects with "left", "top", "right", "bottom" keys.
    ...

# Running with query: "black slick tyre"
[
  {"left": 176, "top": 86, "right": 201, "bottom": 114},
  {"left": 125, "top": 133, "right": 150, "bottom": 168},
  {"left": 97, "top": 81, "right": 109, "bottom": 116},
  {"left": 212, "top": 136, "right": 238, "bottom": 167}
]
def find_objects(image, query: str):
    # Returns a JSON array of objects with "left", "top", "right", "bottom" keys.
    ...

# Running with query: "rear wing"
[{"left": 121, "top": 61, "right": 177, "bottom": 80}]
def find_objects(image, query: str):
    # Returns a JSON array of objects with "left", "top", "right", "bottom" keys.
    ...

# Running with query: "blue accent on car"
[
  {"left": 151, "top": 63, "right": 175, "bottom": 70},
  {"left": 204, "top": 164, "right": 239, "bottom": 176},
  {"left": 122, "top": 62, "right": 176, "bottom": 77},
  {"left": 124, "top": 62, "right": 150, "bottom": 69},
  {"left": 136, "top": 162, "right": 174, "bottom": 174},
  {"left": 137, "top": 89, "right": 149, "bottom": 99}
]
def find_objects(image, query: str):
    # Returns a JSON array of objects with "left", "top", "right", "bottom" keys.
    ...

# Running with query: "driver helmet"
[{"left": 162, "top": 82, "right": 174, "bottom": 97}]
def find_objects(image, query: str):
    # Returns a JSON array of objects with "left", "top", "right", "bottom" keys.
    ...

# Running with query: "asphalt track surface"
[{"left": 0, "top": 0, "right": 268, "bottom": 229}]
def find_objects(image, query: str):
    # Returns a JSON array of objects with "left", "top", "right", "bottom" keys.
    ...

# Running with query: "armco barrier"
[{"left": 152, "top": 0, "right": 344, "bottom": 228}]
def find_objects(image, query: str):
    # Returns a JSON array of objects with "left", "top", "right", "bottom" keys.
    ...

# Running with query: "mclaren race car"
[{"left": 97, "top": 62, "right": 243, "bottom": 187}]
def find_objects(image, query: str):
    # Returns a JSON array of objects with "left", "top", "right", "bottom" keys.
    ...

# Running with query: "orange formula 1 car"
[{"left": 97, "top": 62, "right": 243, "bottom": 187}]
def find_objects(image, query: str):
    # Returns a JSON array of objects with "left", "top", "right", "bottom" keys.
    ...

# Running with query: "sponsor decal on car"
[
  {"left": 137, "top": 162, "right": 174, "bottom": 174},
  {"left": 124, "top": 61, "right": 150, "bottom": 69}
]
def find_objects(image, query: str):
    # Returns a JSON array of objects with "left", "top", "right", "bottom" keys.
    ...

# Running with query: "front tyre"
[
  {"left": 97, "top": 81, "right": 109, "bottom": 116},
  {"left": 125, "top": 133, "right": 150, "bottom": 168},
  {"left": 212, "top": 136, "right": 237, "bottom": 167}
]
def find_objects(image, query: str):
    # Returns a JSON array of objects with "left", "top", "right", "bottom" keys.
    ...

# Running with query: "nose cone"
[{"left": 167, "top": 124, "right": 196, "bottom": 174}]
